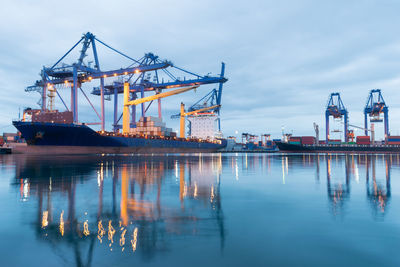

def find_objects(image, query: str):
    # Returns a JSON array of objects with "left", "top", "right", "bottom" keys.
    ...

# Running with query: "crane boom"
[
  {"left": 183, "top": 104, "right": 220, "bottom": 116},
  {"left": 348, "top": 123, "right": 371, "bottom": 131},
  {"left": 126, "top": 85, "right": 199, "bottom": 106}
]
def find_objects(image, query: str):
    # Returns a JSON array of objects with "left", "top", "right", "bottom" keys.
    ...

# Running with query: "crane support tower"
[
  {"left": 364, "top": 89, "right": 389, "bottom": 138},
  {"left": 325, "top": 93, "right": 349, "bottom": 142}
]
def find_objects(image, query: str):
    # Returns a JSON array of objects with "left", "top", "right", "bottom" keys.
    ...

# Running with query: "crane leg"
[
  {"left": 123, "top": 82, "right": 130, "bottom": 134},
  {"left": 325, "top": 113, "right": 329, "bottom": 142},
  {"left": 113, "top": 88, "right": 118, "bottom": 132},
  {"left": 180, "top": 102, "right": 185, "bottom": 138},
  {"left": 384, "top": 110, "right": 389, "bottom": 139}
]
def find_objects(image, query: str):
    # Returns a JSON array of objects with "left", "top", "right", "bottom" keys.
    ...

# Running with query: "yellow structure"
[
  {"left": 123, "top": 82, "right": 199, "bottom": 134},
  {"left": 179, "top": 103, "right": 220, "bottom": 138}
]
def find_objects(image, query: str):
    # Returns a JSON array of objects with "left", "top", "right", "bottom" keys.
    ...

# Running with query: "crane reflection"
[
  {"left": 365, "top": 155, "right": 391, "bottom": 219},
  {"left": 279, "top": 153, "right": 393, "bottom": 219},
  {"left": 13, "top": 154, "right": 225, "bottom": 266}
]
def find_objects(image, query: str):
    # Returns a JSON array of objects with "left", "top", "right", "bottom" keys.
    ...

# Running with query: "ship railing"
[{"left": 97, "top": 131, "right": 220, "bottom": 144}]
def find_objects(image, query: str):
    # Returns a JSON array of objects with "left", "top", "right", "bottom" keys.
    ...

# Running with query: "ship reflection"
[{"left": 13, "top": 154, "right": 225, "bottom": 266}]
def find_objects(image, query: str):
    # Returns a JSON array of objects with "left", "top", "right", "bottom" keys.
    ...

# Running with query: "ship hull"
[
  {"left": 12, "top": 121, "right": 226, "bottom": 154},
  {"left": 276, "top": 141, "right": 400, "bottom": 153}
]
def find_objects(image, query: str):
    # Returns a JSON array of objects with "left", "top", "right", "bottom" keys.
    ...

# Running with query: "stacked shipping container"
[
  {"left": 328, "top": 139, "right": 341, "bottom": 145},
  {"left": 288, "top": 136, "right": 301, "bottom": 145},
  {"left": 130, "top": 116, "right": 177, "bottom": 137},
  {"left": 32, "top": 111, "right": 73, "bottom": 124},
  {"left": 300, "top": 136, "right": 315, "bottom": 145},
  {"left": 356, "top": 136, "right": 370, "bottom": 145},
  {"left": 387, "top": 136, "right": 400, "bottom": 145}
]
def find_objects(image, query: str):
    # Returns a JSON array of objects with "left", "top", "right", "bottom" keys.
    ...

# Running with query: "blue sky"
[{"left": 1, "top": 0, "right": 400, "bottom": 140}]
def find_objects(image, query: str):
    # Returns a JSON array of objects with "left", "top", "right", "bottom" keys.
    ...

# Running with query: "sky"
[{"left": 1, "top": 0, "right": 400, "bottom": 140}]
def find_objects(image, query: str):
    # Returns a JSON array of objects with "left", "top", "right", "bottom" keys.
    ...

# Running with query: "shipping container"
[
  {"left": 328, "top": 141, "right": 341, "bottom": 145},
  {"left": 356, "top": 136, "right": 371, "bottom": 145},
  {"left": 356, "top": 136, "right": 370, "bottom": 145},
  {"left": 301, "top": 136, "right": 315, "bottom": 145},
  {"left": 289, "top": 141, "right": 301, "bottom": 145},
  {"left": 388, "top": 141, "right": 400, "bottom": 145},
  {"left": 387, "top": 136, "right": 400, "bottom": 142}
]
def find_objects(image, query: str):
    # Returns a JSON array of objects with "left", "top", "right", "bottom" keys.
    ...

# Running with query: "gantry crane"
[
  {"left": 25, "top": 32, "right": 170, "bottom": 131},
  {"left": 241, "top": 133, "right": 258, "bottom": 144},
  {"left": 325, "top": 93, "right": 349, "bottom": 142},
  {"left": 260, "top": 134, "right": 271, "bottom": 146},
  {"left": 123, "top": 83, "right": 200, "bottom": 134},
  {"left": 178, "top": 103, "right": 220, "bottom": 138},
  {"left": 25, "top": 32, "right": 228, "bottom": 133},
  {"left": 364, "top": 89, "right": 389, "bottom": 138},
  {"left": 93, "top": 57, "right": 227, "bottom": 132},
  {"left": 170, "top": 73, "right": 226, "bottom": 138}
]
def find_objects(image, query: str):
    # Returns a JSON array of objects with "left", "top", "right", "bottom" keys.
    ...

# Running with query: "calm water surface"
[{"left": 0, "top": 153, "right": 399, "bottom": 266}]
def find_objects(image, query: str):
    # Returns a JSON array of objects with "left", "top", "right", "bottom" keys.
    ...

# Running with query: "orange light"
[
  {"left": 88, "top": 77, "right": 92, "bottom": 80},
  {"left": 124, "top": 72, "right": 128, "bottom": 75},
  {"left": 113, "top": 73, "right": 117, "bottom": 76},
  {"left": 134, "top": 69, "right": 139, "bottom": 74},
  {"left": 103, "top": 75, "right": 107, "bottom": 78}
]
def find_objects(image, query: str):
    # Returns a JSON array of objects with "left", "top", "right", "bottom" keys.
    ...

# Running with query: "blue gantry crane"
[
  {"left": 188, "top": 62, "right": 225, "bottom": 131},
  {"left": 364, "top": 89, "right": 389, "bottom": 138},
  {"left": 25, "top": 32, "right": 227, "bottom": 133},
  {"left": 93, "top": 58, "right": 226, "bottom": 132},
  {"left": 325, "top": 93, "right": 349, "bottom": 142},
  {"left": 172, "top": 81, "right": 224, "bottom": 137}
]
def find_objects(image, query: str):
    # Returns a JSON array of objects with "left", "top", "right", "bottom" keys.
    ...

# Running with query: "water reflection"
[
  {"left": 11, "top": 155, "right": 225, "bottom": 266},
  {"left": 3, "top": 152, "right": 398, "bottom": 266},
  {"left": 278, "top": 153, "right": 393, "bottom": 218}
]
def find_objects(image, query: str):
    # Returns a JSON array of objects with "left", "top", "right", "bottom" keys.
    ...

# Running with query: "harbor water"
[{"left": 0, "top": 153, "right": 399, "bottom": 266}]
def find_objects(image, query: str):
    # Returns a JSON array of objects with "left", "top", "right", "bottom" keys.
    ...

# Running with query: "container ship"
[
  {"left": 12, "top": 113, "right": 226, "bottom": 154},
  {"left": 276, "top": 135, "right": 400, "bottom": 153}
]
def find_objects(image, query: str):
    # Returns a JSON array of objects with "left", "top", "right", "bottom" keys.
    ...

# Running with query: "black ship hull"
[
  {"left": 12, "top": 121, "right": 227, "bottom": 154},
  {"left": 276, "top": 141, "right": 400, "bottom": 153}
]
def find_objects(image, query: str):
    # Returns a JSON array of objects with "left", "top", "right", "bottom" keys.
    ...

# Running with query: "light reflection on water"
[{"left": 0, "top": 153, "right": 399, "bottom": 266}]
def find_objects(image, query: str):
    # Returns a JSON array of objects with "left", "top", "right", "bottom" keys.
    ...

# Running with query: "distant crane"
[
  {"left": 325, "top": 93, "right": 349, "bottom": 142},
  {"left": 364, "top": 89, "right": 389, "bottom": 138},
  {"left": 260, "top": 134, "right": 271, "bottom": 146},
  {"left": 241, "top": 133, "right": 258, "bottom": 144},
  {"left": 313, "top": 122, "right": 319, "bottom": 145}
]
